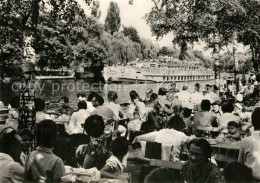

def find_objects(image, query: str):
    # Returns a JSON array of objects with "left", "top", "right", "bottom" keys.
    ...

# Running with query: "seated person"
[
  {"left": 35, "top": 98, "right": 50, "bottom": 124},
  {"left": 211, "top": 101, "right": 222, "bottom": 118},
  {"left": 0, "top": 125, "right": 24, "bottom": 183},
  {"left": 238, "top": 107, "right": 260, "bottom": 181},
  {"left": 155, "top": 116, "right": 189, "bottom": 147},
  {"left": 226, "top": 121, "right": 241, "bottom": 141},
  {"left": 24, "top": 120, "right": 65, "bottom": 182},
  {"left": 180, "top": 108, "right": 193, "bottom": 135},
  {"left": 100, "top": 137, "right": 128, "bottom": 178},
  {"left": 18, "top": 128, "right": 33, "bottom": 166},
  {"left": 193, "top": 100, "right": 216, "bottom": 127},
  {"left": 144, "top": 167, "right": 178, "bottom": 183},
  {"left": 223, "top": 161, "right": 254, "bottom": 183},
  {"left": 67, "top": 100, "right": 91, "bottom": 134},
  {"left": 182, "top": 138, "right": 222, "bottom": 183},
  {"left": 217, "top": 102, "right": 241, "bottom": 129},
  {"left": 142, "top": 88, "right": 153, "bottom": 104}
]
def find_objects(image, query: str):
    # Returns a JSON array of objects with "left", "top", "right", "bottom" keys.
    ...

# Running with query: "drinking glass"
[{"left": 119, "top": 173, "right": 131, "bottom": 183}]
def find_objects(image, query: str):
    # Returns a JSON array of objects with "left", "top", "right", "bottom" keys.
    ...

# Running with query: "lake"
[{"left": 0, "top": 78, "right": 217, "bottom": 108}]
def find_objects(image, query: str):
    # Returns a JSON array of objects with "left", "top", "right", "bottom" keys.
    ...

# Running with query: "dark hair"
[
  {"left": 108, "top": 91, "right": 118, "bottom": 102},
  {"left": 158, "top": 87, "right": 167, "bottom": 96},
  {"left": 0, "top": 127, "right": 20, "bottom": 154},
  {"left": 251, "top": 107, "right": 260, "bottom": 130},
  {"left": 130, "top": 90, "right": 140, "bottom": 102},
  {"left": 78, "top": 100, "right": 87, "bottom": 110},
  {"left": 34, "top": 98, "right": 45, "bottom": 112},
  {"left": 35, "top": 120, "right": 57, "bottom": 148},
  {"left": 221, "top": 102, "right": 234, "bottom": 113},
  {"left": 182, "top": 108, "right": 192, "bottom": 118},
  {"left": 227, "top": 121, "right": 240, "bottom": 128},
  {"left": 87, "top": 92, "right": 98, "bottom": 102},
  {"left": 150, "top": 93, "right": 158, "bottom": 101},
  {"left": 194, "top": 83, "right": 200, "bottom": 91},
  {"left": 213, "top": 85, "right": 218, "bottom": 91},
  {"left": 62, "top": 96, "right": 69, "bottom": 103},
  {"left": 167, "top": 115, "right": 186, "bottom": 131},
  {"left": 18, "top": 128, "right": 33, "bottom": 139},
  {"left": 201, "top": 100, "right": 211, "bottom": 111},
  {"left": 111, "top": 137, "right": 128, "bottom": 158},
  {"left": 223, "top": 161, "right": 253, "bottom": 183},
  {"left": 144, "top": 167, "right": 177, "bottom": 183},
  {"left": 9, "top": 96, "right": 20, "bottom": 109},
  {"left": 95, "top": 95, "right": 104, "bottom": 105},
  {"left": 187, "top": 138, "right": 212, "bottom": 159},
  {"left": 84, "top": 115, "right": 104, "bottom": 138},
  {"left": 77, "top": 92, "right": 86, "bottom": 98},
  {"left": 183, "top": 86, "right": 188, "bottom": 90}
]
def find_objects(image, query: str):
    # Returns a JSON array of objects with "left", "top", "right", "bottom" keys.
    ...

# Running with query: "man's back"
[
  {"left": 0, "top": 153, "right": 24, "bottom": 183},
  {"left": 238, "top": 132, "right": 260, "bottom": 180},
  {"left": 194, "top": 111, "right": 215, "bottom": 126},
  {"left": 24, "top": 146, "right": 65, "bottom": 182}
]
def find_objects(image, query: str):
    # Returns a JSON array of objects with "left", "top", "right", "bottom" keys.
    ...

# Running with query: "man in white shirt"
[
  {"left": 190, "top": 83, "right": 204, "bottom": 106},
  {"left": 0, "top": 125, "right": 24, "bottom": 183},
  {"left": 67, "top": 100, "right": 91, "bottom": 134},
  {"left": 217, "top": 102, "right": 241, "bottom": 129},
  {"left": 238, "top": 108, "right": 260, "bottom": 181},
  {"left": 176, "top": 86, "right": 191, "bottom": 108}
]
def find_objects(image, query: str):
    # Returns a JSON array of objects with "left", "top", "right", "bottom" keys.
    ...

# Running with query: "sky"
[{"left": 76, "top": 0, "right": 249, "bottom": 56}]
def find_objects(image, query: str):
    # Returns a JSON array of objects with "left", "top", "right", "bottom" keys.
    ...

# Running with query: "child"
[
  {"left": 226, "top": 121, "right": 241, "bottom": 141},
  {"left": 100, "top": 137, "right": 129, "bottom": 179},
  {"left": 24, "top": 119, "right": 65, "bottom": 182},
  {"left": 18, "top": 128, "right": 33, "bottom": 166}
]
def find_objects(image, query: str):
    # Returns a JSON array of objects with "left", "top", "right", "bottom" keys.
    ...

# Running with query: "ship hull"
[{"left": 103, "top": 67, "right": 215, "bottom": 83}]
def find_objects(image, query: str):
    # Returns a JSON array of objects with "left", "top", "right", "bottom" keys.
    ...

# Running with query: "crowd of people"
[{"left": 0, "top": 73, "right": 260, "bottom": 183}]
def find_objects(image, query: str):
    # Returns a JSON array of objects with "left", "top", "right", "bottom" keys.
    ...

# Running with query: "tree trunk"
[{"left": 179, "top": 41, "right": 188, "bottom": 60}]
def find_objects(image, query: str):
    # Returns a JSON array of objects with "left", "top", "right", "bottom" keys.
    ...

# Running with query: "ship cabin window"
[
  {"left": 178, "top": 76, "right": 180, "bottom": 80},
  {"left": 174, "top": 76, "right": 177, "bottom": 80}
]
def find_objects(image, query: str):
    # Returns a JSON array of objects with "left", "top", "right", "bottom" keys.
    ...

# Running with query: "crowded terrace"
[{"left": 0, "top": 73, "right": 260, "bottom": 183}]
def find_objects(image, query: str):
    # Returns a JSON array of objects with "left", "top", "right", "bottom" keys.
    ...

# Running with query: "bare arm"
[
  {"left": 83, "top": 154, "right": 95, "bottom": 169},
  {"left": 100, "top": 165, "right": 118, "bottom": 179}
]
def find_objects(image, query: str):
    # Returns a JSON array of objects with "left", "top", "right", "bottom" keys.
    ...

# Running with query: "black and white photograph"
[{"left": 0, "top": 0, "right": 260, "bottom": 182}]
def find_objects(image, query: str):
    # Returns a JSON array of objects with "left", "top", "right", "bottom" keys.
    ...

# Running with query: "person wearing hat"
[
  {"left": 0, "top": 125, "right": 24, "bottom": 183},
  {"left": 142, "top": 88, "right": 153, "bottom": 104}
]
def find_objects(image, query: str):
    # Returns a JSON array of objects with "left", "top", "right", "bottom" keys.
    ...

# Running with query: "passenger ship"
[{"left": 103, "top": 57, "right": 215, "bottom": 83}]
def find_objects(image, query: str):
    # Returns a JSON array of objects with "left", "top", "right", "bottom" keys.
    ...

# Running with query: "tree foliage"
[
  {"left": 104, "top": 1, "right": 121, "bottom": 35},
  {"left": 145, "top": 0, "right": 260, "bottom": 71},
  {"left": 122, "top": 26, "right": 141, "bottom": 43}
]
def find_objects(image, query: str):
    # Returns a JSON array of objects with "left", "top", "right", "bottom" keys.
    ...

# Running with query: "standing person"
[
  {"left": 182, "top": 138, "right": 222, "bottom": 183},
  {"left": 0, "top": 125, "right": 24, "bottom": 183},
  {"left": 24, "top": 120, "right": 65, "bottom": 182},
  {"left": 67, "top": 100, "right": 90, "bottom": 134},
  {"left": 238, "top": 107, "right": 260, "bottom": 181}
]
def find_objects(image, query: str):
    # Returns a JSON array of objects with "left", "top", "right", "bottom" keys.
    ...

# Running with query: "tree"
[
  {"left": 104, "top": 1, "right": 121, "bottom": 35},
  {"left": 90, "top": 0, "right": 101, "bottom": 19},
  {"left": 122, "top": 26, "right": 141, "bottom": 43}
]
